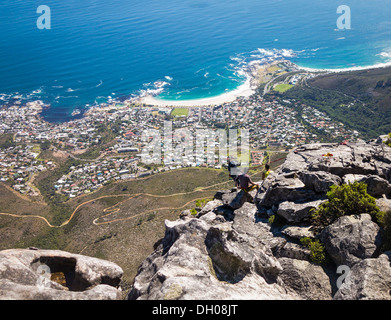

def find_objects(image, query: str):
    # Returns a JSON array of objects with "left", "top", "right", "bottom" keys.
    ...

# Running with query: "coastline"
[
  {"left": 137, "top": 78, "right": 255, "bottom": 107},
  {"left": 136, "top": 60, "right": 285, "bottom": 107},
  {"left": 296, "top": 60, "right": 391, "bottom": 73},
  {"left": 118, "top": 58, "right": 391, "bottom": 108},
  {"left": 3, "top": 57, "right": 391, "bottom": 116}
]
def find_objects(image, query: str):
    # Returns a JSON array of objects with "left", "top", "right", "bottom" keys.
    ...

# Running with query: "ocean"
[{"left": 1, "top": 0, "right": 391, "bottom": 122}]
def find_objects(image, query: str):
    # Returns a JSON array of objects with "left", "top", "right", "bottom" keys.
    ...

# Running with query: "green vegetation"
[
  {"left": 268, "top": 214, "right": 286, "bottom": 227},
  {"left": 300, "top": 237, "right": 328, "bottom": 265},
  {"left": 376, "top": 210, "right": 391, "bottom": 252},
  {"left": 0, "top": 134, "right": 16, "bottom": 149},
  {"left": 274, "top": 84, "right": 293, "bottom": 93},
  {"left": 270, "top": 67, "right": 391, "bottom": 139},
  {"left": 384, "top": 133, "right": 391, "bottom": 147},
  {"left": 195, "top": 198, "right": 212, "bottom": 208},
  {"left": 36, "top": 158, "right": 82, "bottom": 225},
  {"left": 171, "top": 108, "right": 189, "bottom": 118},
  {"left": 311, "top": 182, "right": 380, "bottom": 232}
]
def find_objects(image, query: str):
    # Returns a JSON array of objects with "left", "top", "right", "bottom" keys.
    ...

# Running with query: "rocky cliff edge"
[{"left": 128, "top": 138, "right": 391, "bottom": 300}]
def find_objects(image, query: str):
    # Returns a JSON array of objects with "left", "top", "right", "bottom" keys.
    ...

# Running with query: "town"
[{"left": 0, "top": 86, "right": 360, "bottom": 199}]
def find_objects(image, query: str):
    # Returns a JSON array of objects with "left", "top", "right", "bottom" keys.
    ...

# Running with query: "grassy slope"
[{"left": 0, "top": 167, "right": 238, "bottom": 284}]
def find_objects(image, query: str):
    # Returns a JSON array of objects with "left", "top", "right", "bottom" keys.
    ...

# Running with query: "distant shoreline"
[
  {"left": 137, "top": 78, "right": 255, "bottom": 107},
  {"left": 296, "top": 61, "right": 391, "bottom": 74},
  {"left": 136, "top": 60, "right": 288, "bottom": 107},
  {"left": 135, "top": 60, "right": 391, "bottom": 108},
  {"left": 137, "top": 59, "right": 391, "bottom": 108}
]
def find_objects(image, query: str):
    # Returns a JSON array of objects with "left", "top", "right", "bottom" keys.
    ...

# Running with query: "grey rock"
[
  {"left": 363, "top": 175, "right": 391, "bottom": 197},
  {"left": 0, "top": 249, "right": 123, "bottom": 300},
  {"left": 281, "top": 225, "right": 315, "bottom": 240},
  {"left": 299, "top": 171, "right": 341, "bottom": 193},
  {"left": 342, "top": 174, "right": 367, "bottom": 184},
  {"left": 334, "top": 251, "right": 391, "bottom": 300},
  {"left": 128, "top": 216, "right": 299, "bottom": 300},
  {"left": 376, "top": 197, "right": 391, "bottom": 212},
  {"left": 276, "top": 199, "right": 325, "bottom": 223},
  {"left": 319, "top": 214, "right": 382, "bottom": 267},
  {"left": 259, "top": 175, "right": 316, "bottom": 208},
  {"left": 274, "top": 242, "right": 311, "bottom": 261},
  {"left": 343, "top": 174, "right": 391, "bottom": 197},
  {"left": 278, "top": 258, "right": 334, "bottom": 300},
  {"left": 196, "top": 199, "right": 223, "bottom": 218},
  {"left": 221, "top": 190, "right": 249, "bottom": 210}
]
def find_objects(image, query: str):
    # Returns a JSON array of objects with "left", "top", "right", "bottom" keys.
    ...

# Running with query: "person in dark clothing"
[
  {"left": 236, "top": 172, "right": 259, "bottom": 192},
  {"left": 227, "top": 158, "right": 240, "bottom": 185}
]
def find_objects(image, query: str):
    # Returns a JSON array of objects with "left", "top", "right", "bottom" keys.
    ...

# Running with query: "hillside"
[
  {"left": 266, "top": 66, "right": 391, "bottom": 139},
  {"left": 2, "top": 137, "right": 391, "bottom": 299},
  {"left": 0, "top": 167, "right": 237, "bottom": 284}
]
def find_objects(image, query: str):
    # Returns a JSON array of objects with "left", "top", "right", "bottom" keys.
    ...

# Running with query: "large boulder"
[
  {"left": 343, "top": 174, "right": 391, "bottom": 197},
  {"left": 334, "top": 251, "right": 391, "bottom": 300},
  {"left": 259, "top": 174, "right": 316, "bottom": 208},
  {"left": 196, "top": 199, "right": 224, "bottom": 218},
  {"left": 127, "top": 217, "right": 299, "bottom": 300},
  {"left": 299, "top": 171, "right": 341, "bottom": 194},
  {"left": 278, "top": 258, "right": 335, "bottom": 300},
  {"left": 0, "top": 248, "right": 123, "bottom": 300},
  {"left": 276, "top": 199, "right": 325, "bottom": 223},
  {"left": 376, "top": 197, "right": 391, "bottom": 212},
  {"left": 319, "top": 214, "right": 382, "bottom": 267},
  {"left": 221, "top": 189, "right": 250, "bottom": 210},
  {"left": 281, "top": 141, "right": 391, "bottom": 180}
]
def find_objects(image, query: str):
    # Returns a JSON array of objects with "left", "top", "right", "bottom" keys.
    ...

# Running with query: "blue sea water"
[{"left": 0, "top": 0, "right": 391, "bottom": 122}]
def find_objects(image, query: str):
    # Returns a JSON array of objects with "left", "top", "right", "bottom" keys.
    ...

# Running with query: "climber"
[
  {"left": 236, "top": 170, "right": 259, "bottom": 193},
  {"left": 227, "top": 157, "right": 241, "bottom": 184},
  {"left": 262, "top": 164, "right": 273, "bottom": 180}
]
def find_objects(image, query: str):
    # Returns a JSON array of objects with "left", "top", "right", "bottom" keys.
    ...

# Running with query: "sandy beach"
[{"left": 138, "top": 78, "right": 256, "bottom": 107}]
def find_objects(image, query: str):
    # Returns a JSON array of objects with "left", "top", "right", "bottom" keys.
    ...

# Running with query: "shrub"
[
  {"left": 268, "top": 214, "right": 286, "bottom": 227},
  {"left": 376, "top": 210, "right": 391, "bottom": 252},
  {"left": 383, "top": 133, "right": 391, "bottom": 147},
  {"left": 300, "top": 237, "right": 327, "bottom": 265},
  {"left": 311, "top": 182, "right": 380, "bottom": 232}
]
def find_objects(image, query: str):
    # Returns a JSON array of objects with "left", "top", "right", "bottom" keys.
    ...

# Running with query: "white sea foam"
[
  {"left": 297, "top": 60, "right": 391, "bottom": 73},
  {"left": 377, "top": 51, "right": 391, "bottom": 59},
  {"left": 139, "top": 78, "right": 255, "bottom": 107}
]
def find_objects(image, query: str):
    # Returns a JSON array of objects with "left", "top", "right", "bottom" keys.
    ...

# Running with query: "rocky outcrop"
[
  {"left": 128, "top": 205, "right": 300, "bottom": 300},
  {"left": 129, "top": 139, "right": 391, "bottom": 300},
  {"left": 276, "top": 199, "right": 325, "bottom": 223},
  {"left": 0, "top": 248, "right": 123, "bottom": 300},
  {"left": 319, "top": 214, "right": 382, "bottom": 267},
  {"left": 334, "top": 251, "right": 391, "bottom": 300},
  {"left": 257, "top": 140, "right": 391, "bottom": 219}
]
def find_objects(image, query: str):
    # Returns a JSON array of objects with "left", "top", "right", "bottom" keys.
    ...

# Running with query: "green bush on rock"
[
  {"left": 311, "top": 182, "right": 380, "bottom": 232},
  {"left": 376, "top": 210, "right": 391, "bottom": 252},
  {"left": 300, "top": 237, "right": 328, "bottom": 265}
]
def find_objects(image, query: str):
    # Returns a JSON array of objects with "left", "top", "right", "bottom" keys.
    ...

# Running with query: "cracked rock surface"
[{"left": 0, "top": 248, "right": 123, "bottom": 300}]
